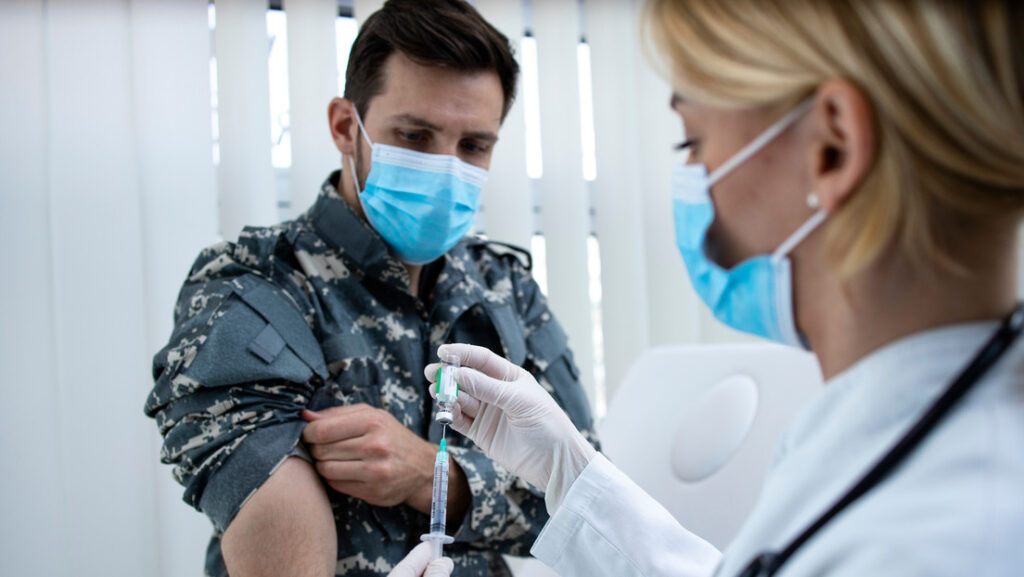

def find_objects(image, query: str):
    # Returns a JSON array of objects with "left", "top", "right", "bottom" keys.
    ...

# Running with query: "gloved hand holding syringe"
[{"left": 420, "top": 352, "right": 459, "bottom": 560}]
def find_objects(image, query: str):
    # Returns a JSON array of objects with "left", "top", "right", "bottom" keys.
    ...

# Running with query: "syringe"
[{"left": 420, "top": 438, "right": 454, "bottom": 560}]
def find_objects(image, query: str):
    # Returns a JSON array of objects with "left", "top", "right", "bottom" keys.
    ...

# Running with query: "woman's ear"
[
  {"left": 808, "top": 80, "right": 876, "bottom": 213},
  {"left": 327, "top": 97, "right": 358, "bottom": 156}
]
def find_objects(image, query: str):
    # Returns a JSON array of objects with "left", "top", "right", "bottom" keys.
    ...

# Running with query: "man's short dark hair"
[{"left": 344, "top": 0, "right": 519, "bottom": 121}]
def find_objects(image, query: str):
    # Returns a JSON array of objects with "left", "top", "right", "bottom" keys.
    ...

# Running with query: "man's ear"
[
  {"left": 328, "top": 97, "right": 358, "bottom": 156},
  {"left": 807, "top": 79, "right": 876, "bottom": 213}
]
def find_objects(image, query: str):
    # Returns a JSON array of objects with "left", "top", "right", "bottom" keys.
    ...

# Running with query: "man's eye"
[
  {"left": 400, "top": 131, "right": 425, "bottom": 143},
  {"left": 460, "top": 141, "right": 488, "bottom": 154}
]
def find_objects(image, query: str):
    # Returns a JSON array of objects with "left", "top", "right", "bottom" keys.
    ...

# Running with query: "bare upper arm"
[{"left": 221, "top": 456, "right": 337, "bottom": 577}]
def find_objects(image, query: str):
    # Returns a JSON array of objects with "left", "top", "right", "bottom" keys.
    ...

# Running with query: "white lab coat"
[{"left": 531, "top": 321, "right": 1024, "bottom": 576}]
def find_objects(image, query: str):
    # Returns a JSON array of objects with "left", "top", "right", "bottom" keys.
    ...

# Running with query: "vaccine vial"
[{"left": 435, "top": 352, "right": 460, "bottom": 425}]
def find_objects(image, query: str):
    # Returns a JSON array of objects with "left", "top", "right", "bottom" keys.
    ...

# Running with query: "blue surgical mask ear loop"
[
  {"left": 769, "top": 200, "right": 827, "bottom": 350},
  {"left": 770, "top": 209, "right": 828, "bottom": 265},
  {"left": 703, "top": 98, "right": 828, "bottom": 266},
  {"left": 705, "top": 99, "right": 817, "bottom": 187},
  {"left": 704, "top": 98, "right": 829, "bottom": 264},
  {"left": 774, "top": 192, "right": 827, "bottom": 264},
  {"left": 347, "top": 108, "right": 375, "bottom": 197}
]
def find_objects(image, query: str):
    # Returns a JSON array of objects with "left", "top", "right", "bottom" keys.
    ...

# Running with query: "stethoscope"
[{"left": 735, "top": 304, "right": 1024, "bottom": 577}]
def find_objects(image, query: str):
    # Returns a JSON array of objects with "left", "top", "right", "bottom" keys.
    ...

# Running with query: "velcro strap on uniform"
[{"left": 248, "top": 324, "right": 286, "bottom": 364}]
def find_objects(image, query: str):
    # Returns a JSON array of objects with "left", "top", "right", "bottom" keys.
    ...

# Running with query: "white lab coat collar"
[{"left": 774, "top": 320, "right": 1001, "bottom": 467}]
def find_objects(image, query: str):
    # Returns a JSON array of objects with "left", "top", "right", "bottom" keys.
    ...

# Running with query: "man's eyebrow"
[
  {"left": 389, "top": 113, "right": 443, "bottom": 132},
  {"left": 464, "top": 131, "right": 499, "bottom": 143},
  {"left": 388, "top": 113, "right": 498, "bottom": 143}
]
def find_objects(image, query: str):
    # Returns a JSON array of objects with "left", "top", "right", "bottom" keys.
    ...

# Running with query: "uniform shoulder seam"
[{"left": 468, "top": 238, "right": 533, "bottom": 271}]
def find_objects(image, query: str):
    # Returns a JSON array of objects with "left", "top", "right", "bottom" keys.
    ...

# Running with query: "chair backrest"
[{"left": 596, "top": 343, "right": 823, "bottom": 550}]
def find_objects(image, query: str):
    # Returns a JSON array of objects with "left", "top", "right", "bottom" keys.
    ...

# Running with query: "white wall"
[
  {"left": 0, "top": 1, "right": 753, "bottom": 575},
  {"left": 2, "top": 1, "right": 217, "bottom": 575}
]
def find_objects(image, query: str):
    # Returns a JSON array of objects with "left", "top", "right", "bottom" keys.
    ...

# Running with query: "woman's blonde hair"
[{"left": 645, "top": 0, "right": 1024, "bottom": 277}]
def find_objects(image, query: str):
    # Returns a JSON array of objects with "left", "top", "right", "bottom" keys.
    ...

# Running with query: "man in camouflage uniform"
[{"left": 145, "top": 1, "right": 598, "bottom": 576}]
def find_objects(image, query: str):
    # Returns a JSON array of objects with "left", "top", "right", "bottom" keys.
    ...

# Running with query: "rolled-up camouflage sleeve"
[
  {"left": 448, "top": 256, "right": 600, "bottom": 552},
  {"left": 144, "top": 246, "right": 327, "bottom": 533}
]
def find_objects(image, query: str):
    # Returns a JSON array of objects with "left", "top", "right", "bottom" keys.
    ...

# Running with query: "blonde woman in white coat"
[{"left": 419, "top": 1, "right": 1024, "bottom": 576}]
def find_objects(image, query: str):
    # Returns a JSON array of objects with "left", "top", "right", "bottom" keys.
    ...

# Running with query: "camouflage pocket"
[
  {"left": 231, "top": 275, "right": 328, "bottom": 379},
  {"left": 179, "top": 295, "right": 312, "bottom": 388},
  {"left": 179, "top": 275, "right": 328, "bottom": 388}
]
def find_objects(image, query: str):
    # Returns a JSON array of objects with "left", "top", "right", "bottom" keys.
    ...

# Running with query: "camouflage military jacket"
[{"left": 145, "top": 172, "right": 598, "bottom": 577}]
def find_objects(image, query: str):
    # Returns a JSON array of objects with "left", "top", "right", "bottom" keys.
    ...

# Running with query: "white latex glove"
[
  {"left": 387, "top": 542, "right": 454, "bottom": 577},
  {"left": 425, "top": 343, "right": 596, "bottom": 512}
]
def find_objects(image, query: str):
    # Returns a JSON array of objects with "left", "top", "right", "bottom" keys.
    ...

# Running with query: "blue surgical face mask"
[
  {"left": 672, "top": 99, "right": 826, "bottom": 348},
  {"left": 348, "top": 110, "right": 487, "bottom": 265}
]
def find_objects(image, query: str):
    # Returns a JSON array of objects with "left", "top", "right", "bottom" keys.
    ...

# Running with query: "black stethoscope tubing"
[{"left": 736, "top": 304, "right": 1024, "bottom": 577}]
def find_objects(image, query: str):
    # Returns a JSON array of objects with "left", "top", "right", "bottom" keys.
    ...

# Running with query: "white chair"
[{"left": 596, "top": 343, "right": 823, "bottom": 550}]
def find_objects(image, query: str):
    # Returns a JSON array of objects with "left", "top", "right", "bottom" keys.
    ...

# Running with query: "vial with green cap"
[{"left": 435, "top": 352, "right": 459, "bottom": 425}]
